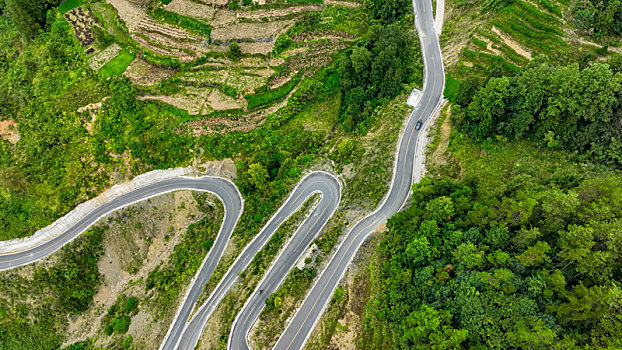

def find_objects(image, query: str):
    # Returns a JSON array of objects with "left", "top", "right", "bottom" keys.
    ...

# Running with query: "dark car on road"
[{"left": 415, "top": 120, "right": 423, "bottom": 130}]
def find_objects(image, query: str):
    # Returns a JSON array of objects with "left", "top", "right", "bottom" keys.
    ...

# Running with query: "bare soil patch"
[
  {"left": 106, "top": 0, "right": 146, "bottom": 31},
  {"left": 186, "top": 88, "right": 291, "bottom": 134},
  {"left": 199, "top": 0, "right": 229, "bottom": 5},
  {"left": 139, "top": 87, "right": 216, "bottom": 115},
  {"left": 211, "top": 20, "right": 294, "bottom": 42},
  {"left": 208, "top": 89, "right": 247, "bottom": 110},
  {"left": 88, "top": 43, "right": 122, "bottom": 71},
  {"left": 134, "top": 16, "right": 209, "bottom": 62},
  {"left": 235, "top": 4, "right": 322, "bottom": 22},
  {"left": 239, "top": 41, "right": 276, "bottom": 55},
  {"left": 78, "top": 97, "right": 110, "bottom": 133},
  {"left": 0, "top": 119, "right": 20, "bottom": 144},
  {"left": 491, "top": 26, "right": 532, "bottom": 59},
  {"left": 165, "top": 0, "right": 217, "bottom": 21},
  {"left": 64, "top": 190, "right": 207, "bottom": 348},
  {"left": 473, "top": 35, "right": 502, "bottom": 55},
  {"left": 124, "top": 58, "right": 177, "bottom": 86}
]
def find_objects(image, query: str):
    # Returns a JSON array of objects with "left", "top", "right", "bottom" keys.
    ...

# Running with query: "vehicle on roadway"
[{"left": 416, "top": 120, "right": 423, "bottom": 130}]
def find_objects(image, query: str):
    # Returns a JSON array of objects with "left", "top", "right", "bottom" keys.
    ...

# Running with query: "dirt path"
[
  {"left": 573, "top": 37, "right": 622, "bottom": 54},
  {"left": 492, "top": 26, "right": 532, "bottom": 59}
]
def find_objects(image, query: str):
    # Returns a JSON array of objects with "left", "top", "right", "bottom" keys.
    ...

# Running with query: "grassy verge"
[
  {"left": 98, "top": 49, "right": 135, "bottom": 78},
  {"left": 150, "top": 8, "right": 211, "bottom": 38},
  {"left": 59, "top": 0, "right": 84, "bottom": 14},
  {"left": 443, "top": 74, "right": 460, "bottom": 102},
  {"left": 245, "top": 77, "right": 299, "bottom": 110}
]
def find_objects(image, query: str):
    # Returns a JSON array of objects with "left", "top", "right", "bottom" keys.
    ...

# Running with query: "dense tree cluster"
[
  {"left": 338, "top": 24, "right": 419, "bottom": 132},
  {"left": 459, "top": 59, "right": 622, "bottom": 166},
  {"left": 363, "top": 174, "right": 622, "bottom": 349},
  {"left": 3, "top": 0, "right": 60, "bottom": 39},
  {"left": 364, "top": 0, "right": 411, "bottom": 24},
  {"left": 574, "top": 0, "right": 622, "bottom": 37}
]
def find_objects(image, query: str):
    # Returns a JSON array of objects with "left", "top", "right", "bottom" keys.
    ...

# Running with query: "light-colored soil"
[
  {"left": 78, "top": 97, "right": 110, "bottom": 133},
  {"left": 239, "top": 41, "right": 277, "bottom": 55},
  {"left": 179, "top": 65, "right": 272, "bottom": 94},
  {"left": 199, "top": 0, "right": 229, "bottom": 5},
  {"left": 0, "top": 119, "right": 20, "bottom": 144},
  {"left": 473, "top": 35, "right": 502, "bottom": 55},
  {"left": 141, "top": 84, "right": 245, "bottom": 115},
  {"left": 186, "top": 88, "right": 292, "bottom": 134},
  {"left": 139, "top": 87, "right": 216, "bottom": 115},
  {"left": 235, "top": 4, "right": 323, "bottom": 22},
  {"left": 208, "top": 89, "right": 247, "bottom": 110},
  {"left": 124, "top": 58, "right": 177, "bottom": 86},
  {"left": 570, "top": 35, "right": 622, "bottom": 54},
  {"left": 491, "top": 26, "right": 532, "bottom": 59},
  {"left": 211, "top": 20, "right": 294, "bottom": 42},
  {"left": 64, "top": 190, "right": 205, "bottom": 347},
  {"left": 429, "top": 105, "right": 452, "bottom": 167},
  {"left": 134, "top": 16, "right": 209, "bottom": 62},
  {"left": 64, "top": 160, "right": 236, "bottom": 348},
  {"left": 88, "top": 43, "right": 122, "bottom": 71},
  {"left": 165, "top": 0, "right": 217, "bottom": 21},
  {"left": 195, "top": 158, "right": 237, "bottom": 179},
  {"left": 106, "top": 0, "right": 145, "bottom": 31},
  {"left": 325, "top": 0, "right": 359, "bottom": 7},
  {"left": 208, "top": 9, "right": 238, "bottom": 28}
]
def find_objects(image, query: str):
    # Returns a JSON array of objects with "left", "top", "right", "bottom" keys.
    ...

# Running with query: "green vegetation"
[
  {"left": 0, "top": 228, "right": 104, "bottom": 350},
  {"left": 103, "top": 295, "right": 139, "bottom": 336},
  {"left": 245, "top": 77, "right": 299, "bottom": 110},
  {"left": 444, "top": 74, "right": 460, "bottom": 101},
  {"left": 58, "top": 0, "right": 83, "bottom": 14},
  {"left": 145, "top": 198, "right": 223, "bottom": 316},
  {"left": 338, "top": 24, "right": 421, "bottom": 133},
  {"left": 0, "top": 0, "right": 426, "bottom": 347},
  {"left": 98, "top": 49, "right": 135, "bottom": 78},
  {"left": 359, "top": 4, "right": 622, "bottom": 343},
  {"left": 273, "top": 5, "right": 367, "bottom": 54},
  {"left": 365, "top": 0, "right": 411, "bottom": 24},
  {"left": 150, "top": 7, "right": 211, "bottom": 38},
  {"left": 363, "top": 135, "right": 622, "bottom": 348},
  {"left": 2, "top": 0, "right": 61, "bottom": 39},
  {"left": 446, "top": 0, "right": 604, "bottom": 82},
  {"left": 228, "top": 42, "right": 242, "bottom": 61},
  {"left": 460, "top": 59, "right": 622, "bottom": 167},
  {"left": 574, "top": 0, "right": 622, "bottom": 38}
]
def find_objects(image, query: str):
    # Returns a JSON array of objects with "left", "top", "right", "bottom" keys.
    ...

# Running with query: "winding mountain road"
[
  {"left": 240, "top": 0, "right": 445, "bottom": 349},
  {"left": 0, "top": 177, "right": 243, "bottom": 271},
  {"left": 164, "top": 172, "right": 340, "bottom": 350},
  {"left": 0, "top": 0, "right": 444, "bottom": 348}
]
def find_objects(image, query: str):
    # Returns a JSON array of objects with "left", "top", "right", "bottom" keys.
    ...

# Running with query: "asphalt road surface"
[
  {"left": 271, "top": 0, "right": 445, "bottom": 348},
  {"left": 0, "top": 0, "right": 442, "bottom": 347},
  {"left": 0, "top": 177, "right": 242, "bottom": 272},
  {"left": 166, "top": 172, "right": 340, "bottom": 350},
  {"left": 227, "top": 174, "right": 340, "bottom": 350}
]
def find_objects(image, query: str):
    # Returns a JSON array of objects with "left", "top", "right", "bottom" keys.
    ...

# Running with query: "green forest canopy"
[
  {"left": 459, "top": 58, "right": 622, "bottom": 167},
  {"left": 363, "top": 172, "right": 622, "bottom": 349}
]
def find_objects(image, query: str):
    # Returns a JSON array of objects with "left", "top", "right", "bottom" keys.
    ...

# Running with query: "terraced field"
[{"left": 443, "top": 0, "right": 606, "bottom": 79}]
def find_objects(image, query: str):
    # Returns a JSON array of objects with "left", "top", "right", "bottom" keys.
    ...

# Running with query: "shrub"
[{"left": 112, "top": 315, "right": 131, "bottom": 334}]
